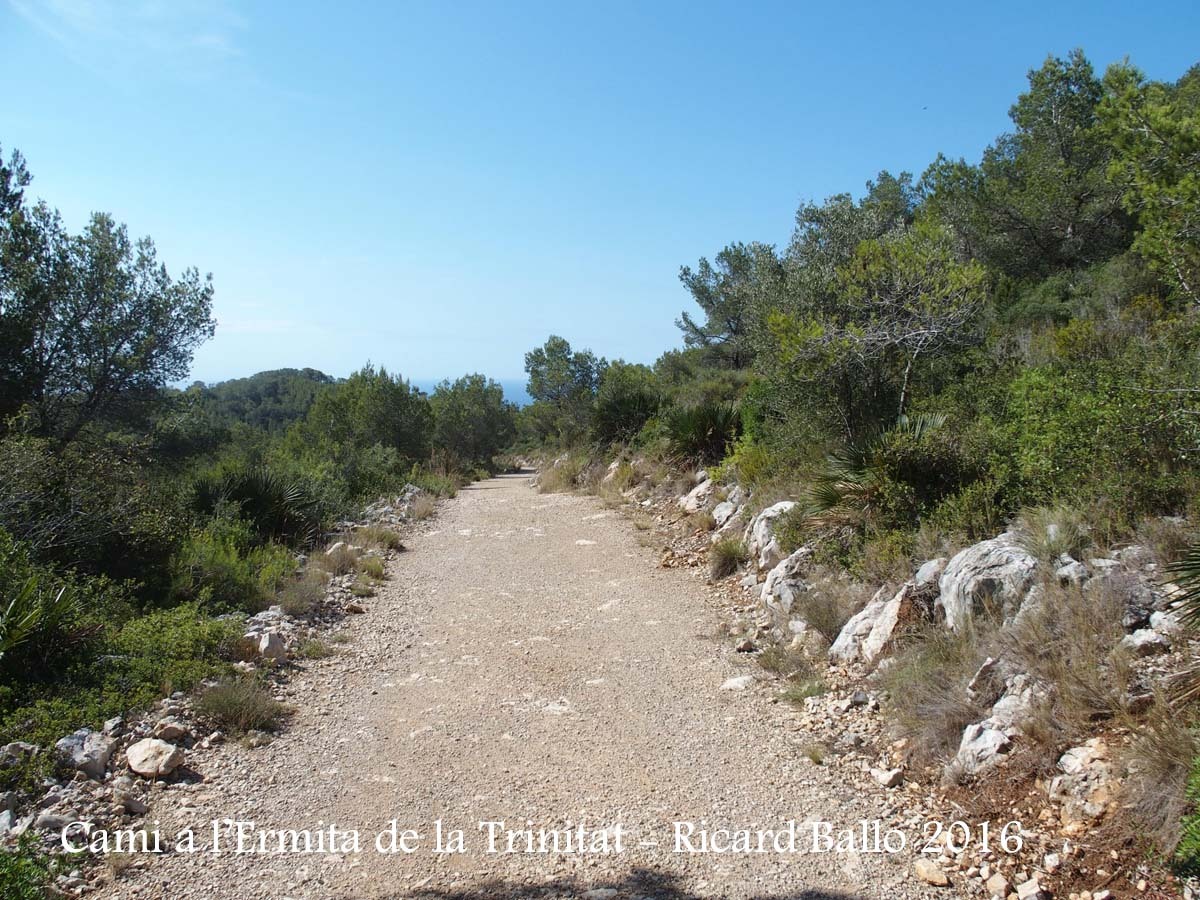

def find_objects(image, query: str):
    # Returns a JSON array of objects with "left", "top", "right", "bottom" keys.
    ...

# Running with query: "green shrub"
[
  {"left": 0, "top": 434, "right": 183, "bottom": 600},
  {"left": 197, "top": 676, "right": 287, "bottom": 734},
  {"left": 0, "top": 833, "right": 62, "bottom": 899},
  {"left": 1172, "top": 751, "right": 1200, "bottom": 873},
  {"left": 592, "top": 363, "right": 662, "bottom": 446},
  {"left": 665, "top": 402, "right": 741, "bottom": 464},
  {"left": 189, "top": 465, "right": 323, "bottom": 548},
  {"left": 0, "top": 604, "right": 235, "bottom": 759},
  {"left": 171, "top": 517, "right": 297, "bottom": 613}
]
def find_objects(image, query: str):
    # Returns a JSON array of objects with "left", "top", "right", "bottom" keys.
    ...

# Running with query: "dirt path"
[{"left": 96, "top": 475, "right": 950, "bottom": 900}]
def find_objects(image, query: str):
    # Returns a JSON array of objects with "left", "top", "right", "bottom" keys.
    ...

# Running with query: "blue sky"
[{"left": 2, "top": 1, "right": 1198, "bottom": 387}]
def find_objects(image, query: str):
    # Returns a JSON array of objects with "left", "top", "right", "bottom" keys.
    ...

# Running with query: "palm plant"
[
  {"left": 805, "top": 413, "right": 946, "bottom": 530},
  {"left": 190, "top": 467, "right": 322, "bottom": 548},
  {"left": 0, "top": 575, "right": 82, "bottom": 671},
  {"left": 1168, "top": 542, "right": 1200, "bottom": 705},
  {"left": 665, "top": 402, "right": 741, "bottom": 464}
]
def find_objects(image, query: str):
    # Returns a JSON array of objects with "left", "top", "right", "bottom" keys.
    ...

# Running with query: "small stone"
[
  {"left": 126, "top": 739, "right": 185, "bottom": 778},
  {"left": 35, "top": 809, "right": 74, "bottom": 831},
  {"left": 987, "top": 873, "right": 1011, "bottom": 897},
  {"left": 720, "top": 675, "right": 755, "bottom": 691},
  {"left": 1016, "top": 877, "right": 1044, "bottom": 900},
  {"left": 870, "top": 767, "right": 904, "bottom": 788},
  {"left": 1043, "top": 852, "right": 1060, "bottom": 874},
  {"left": 915, "top": 858, "right": 951, "bottom": 886},
  {"left": 153, "top": 718, "right": 190, "bottom": 742},
  {"left": 257, "top": 631, "right": 288, "bottom": 662},
  {"left": 346, "top": 602, "right": 366, "bottom": 614}
]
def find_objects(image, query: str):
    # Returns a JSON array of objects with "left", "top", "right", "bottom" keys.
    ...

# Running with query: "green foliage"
[
  {"left": 0, "top": 433, "right": 183, "bottom": 598},
  {"left": 523, "top": 335, "right": 605, "bottom": 445},
  {"left": 0, "top": 528, "right": 115, "bottom": 682},
  {"left": 923, "top": 50, "right": 1130, "bottom": 280},
  {"left": 591, "top": 361, "right": 662, "bottom": 446},
  {"left": 189, "top": 465, "right": 323, "bottom": 548},
  {"left": 195, "top": 368, "right": 333, "bottom": 431},
  {"left": 1176, "top": 754, "right": 1200, "bottom": 874},
  {"left": 285, "top": 364, "right": 432, "bottom": 499},
  {"left": 1102, "top": 62, "right": 1200, "bottom": 304},
  {"left": 677, "top": 242, "right": 770, "bottom": 369},
  {"left": 430, "top": 374, "right": 516, "bottom": 470},
  {"left": 1170, "top": 541, "right": 1200, "bottom": 635},
  {"left": 805, "top": 413, "right": 952, "bottom": 531},
  {"left": 0, "top": 603, "right": 234, "bottom": 755},
  {"left": 0, "top": 832, "right": 61, "bottom": 900},
  {"left": 0, "top": 175, "right": 215, "bottom": 440},
  {"left": 665, "top": 402, "right": 741, "bottom": 464},
  {"left": 170, "top": 517, "right": 296, "bottom": 613}
]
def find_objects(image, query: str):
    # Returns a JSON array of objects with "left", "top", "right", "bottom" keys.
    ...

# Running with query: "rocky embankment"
[{"left": 579, "top": 456, "right": 1195, "bottom": 900}]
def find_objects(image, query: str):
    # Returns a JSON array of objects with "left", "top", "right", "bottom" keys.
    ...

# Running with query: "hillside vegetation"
[
  {"left": 518, "top": 50, "right": 1200, "bottom": 874},
  {"left": 0, "top": 146, "right": 518, "bottom": 794},
  {"left": 519, "top": 50, "right": 1200, "bottom": 569}
]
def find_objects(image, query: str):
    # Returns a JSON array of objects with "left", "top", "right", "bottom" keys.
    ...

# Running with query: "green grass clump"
[
  {"left": 197, "top": 676, "right": 287, "bottom": 734},
  {"left": 357, "top": 556, "right": 386, "bottom": 580}
]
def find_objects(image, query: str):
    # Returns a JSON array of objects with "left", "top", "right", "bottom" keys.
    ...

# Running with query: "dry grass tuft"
[
  {"left": 1137, "top": 516, "right": 1194, "bottom": 566},
  {"left": 1015, "top": 505, "right": 1092, "bottom": 563},
  {"left": 710, "top": 538, "right": 748, "bottom": 579},
  {"left": 879, "top": 622, "right": 990, "bottom": 766},
  {"left": 790, "top": 574, "right": 871, "bottom": 645},
  {"left": 1120, "top": 700, "right": 1199, "bottom": 857},
  {"left": 276, "top": 569, "right": 327, "bottom": 617},
  {"left": 357, "top": 555, "right": 386, "bottom": 580},
  {"left": 409, "top": 494, "right": 437, "bottom": 520},
  {"left": 297, "top": 638, "right": 334, "bottom": 660},
  {"left": 356, "top": 525, "right": 406, "bottom": 552},
  {"left": 316, "top": 541, "right": 359, "bottom": 576},
  {"left": 1002, "top": 577, "right": 1131, "bottom": 741}
]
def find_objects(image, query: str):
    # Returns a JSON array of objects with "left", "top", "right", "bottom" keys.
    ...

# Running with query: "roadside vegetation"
[
  {"left": 0, "top": 143, "right": 518, "bottom": 801},
  {"left": 518, "top": 50, "right": 1200, "bottom": 871}
]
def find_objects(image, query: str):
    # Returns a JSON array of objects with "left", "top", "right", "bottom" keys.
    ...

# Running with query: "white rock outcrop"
[
  {"left": 936, "top": 533, "right": 1038, "bottom": 631},
  {"left": 829, "top": 583, "right": 913, "bottom": 665},
  {"left": 54, "top": 728, "right": 115, "bottom": 780},
  {"left": 744, "top": 501, "right": 796, "bottom": 571},
  {"left": 678, "top": 479, "right": 714, "bottom": 514},
  {"left": 948, "top": 673, "right": 1046, "bottom": 778},
  {"left": 759, "top": 547, "right": 813, "bottom": 624}
]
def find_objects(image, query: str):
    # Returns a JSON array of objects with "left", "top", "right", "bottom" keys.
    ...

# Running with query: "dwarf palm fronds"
[
  {"left": 0, "top": 576, "right": 82, "bottom": 671},
  {"left": 805, "top": 413, "right": 946, "bottom": 530},
  {"left": 666, "top": 402, "right": 741, "bottom": 464},
  {"left": 190, "top": 467, "right": 322, "bottom": 548},
  {"left": 1168, "top": 542, "right": 1200, "bottom": 705}
]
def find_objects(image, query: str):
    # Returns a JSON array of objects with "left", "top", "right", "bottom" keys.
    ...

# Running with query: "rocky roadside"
[
  {"left": 577, "top": 456, "right": 1197, "bottom": 900},
  {"left": 0, "top": 485, "right": 438, "bottom": 897}
]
